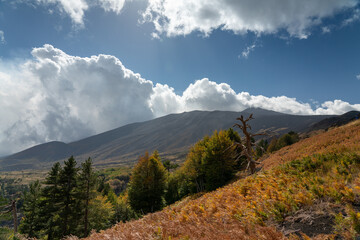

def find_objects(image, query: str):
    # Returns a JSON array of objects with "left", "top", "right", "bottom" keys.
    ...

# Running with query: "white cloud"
[
  {"left": 315, "top": 100, "right": 360, "bottom": 115},
  {"left": 99, "top": 0, "right": 126, "bottom": 14},
  {"left": 142, "top": 0, "right": 358, "bottom": 38},
  {"left": 36, "top": 0, "right": 89, "bottom": 27},
  {"left": 0, "top": 44, "right": 154, "bottom": 155},
  {"left": 31, "top": 0, "right": 128, "bottom": 27},
  {"left": 357, "top": 74, "right": 360, "bottom": 80},
  {"left": 0, "top": 30, "right": 5, "bottom": 44},
  {"left": 240, "top": 44, "right": 256, "bottom": 59},
  {"left": 0, "top": 44, "right": 359, "bottom": 155}
]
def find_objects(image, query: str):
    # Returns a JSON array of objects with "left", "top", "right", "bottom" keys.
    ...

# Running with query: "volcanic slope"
[
  {"left": 71, "top": 119, "right": 360, "bottom": 239},
  {"left": 0, "top": 108, "right": 333, "bottom": 171}
]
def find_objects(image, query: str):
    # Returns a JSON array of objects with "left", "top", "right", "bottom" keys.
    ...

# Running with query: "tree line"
[{"left": 19, "top": 157, "right": 137, "bottom": 239}]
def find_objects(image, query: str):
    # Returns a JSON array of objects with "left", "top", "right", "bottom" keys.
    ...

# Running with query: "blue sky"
[{"left": 0, "top": 0, "right": 360, "bottom": 155}]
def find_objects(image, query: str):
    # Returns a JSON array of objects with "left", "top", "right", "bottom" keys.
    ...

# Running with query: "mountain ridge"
[{"left": 1, "top": 108, "right": 354, "bottom": 171}]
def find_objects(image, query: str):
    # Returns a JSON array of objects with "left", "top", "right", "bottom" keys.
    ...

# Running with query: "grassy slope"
[
  {"left": 261, "top": 120, "right": 360, "bottom": 170},
  {"left": 75, "top": 120, "right": 360, "bottom": 240}
]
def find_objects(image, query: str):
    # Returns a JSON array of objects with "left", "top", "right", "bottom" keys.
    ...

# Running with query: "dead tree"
[
  {"left": 233, "top": 114, "right": 266, "bottom": 174},
  {"left": 0, "top": 199, "right": 17, "bottom": 234}
]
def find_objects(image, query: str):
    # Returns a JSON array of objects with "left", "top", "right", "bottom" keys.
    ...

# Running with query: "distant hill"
[
  {"left": 0, "top": 108, "right": 335, "bottom": 171},
  {"left": 307, "top": 110, "right": 360, "bottom": 132}
]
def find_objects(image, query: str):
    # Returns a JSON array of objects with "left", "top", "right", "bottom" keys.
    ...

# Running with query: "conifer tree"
[
  {"left": 41, "top": 162, "right": 62, "bottom": 240},
  {"left": 58, "top": 156, "right": 79, "bottom": 236},
  {"left": 19, "top": 180, "right": 42, "bottom": 238},
  {"left": 128, "top": 151, "right": 167, "bottom": 214},
  {"left": 77, "top": 158, "right": 97, "bottom": 237}
]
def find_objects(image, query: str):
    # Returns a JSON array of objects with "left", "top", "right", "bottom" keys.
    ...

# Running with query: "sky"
[{"left": 0, "top": 0, "right": 360, "bottom": 156}]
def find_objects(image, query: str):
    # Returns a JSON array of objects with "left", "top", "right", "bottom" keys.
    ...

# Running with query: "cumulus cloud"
[
  {"left": 357, "top": 74, "right": 360, "bottom": 80},
  {"left": 0, "top": 44, "right": 154, "bottom": 155},
  {"left": 0, "top": 44, "right": 359, "bottom": 155},
  {"left": 30, "top": 0, "right": 128, "bottom": 27},
  {"left": 142, "top": 0, "right": 358, "bottom": 38},
  {"left": 0, "top": 30, "right": 5, "bottom": 44}
]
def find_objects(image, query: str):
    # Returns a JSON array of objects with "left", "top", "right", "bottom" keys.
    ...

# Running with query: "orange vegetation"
[
  {"left": 72, "top": 120, "right": 360, "bottom": 240},
  {"left": 261, "top": 119, "right": 360, "bottom": 170}
]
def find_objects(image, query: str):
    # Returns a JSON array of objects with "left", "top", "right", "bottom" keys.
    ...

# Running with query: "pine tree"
[
  {"left": 41, "top": 162, "right": 62, "bottom": 240},
  {"left": 128, "top": 151, "right": 167, "bottom": 214},
  {"left": 58, "top": 156, "right": 79, "bottom": 237},
  {"left": 19, "top": 180, "right": 42, "bottom": 238},
  {"left": 77, "top": 158, "right": 97, "bottom": 237}
]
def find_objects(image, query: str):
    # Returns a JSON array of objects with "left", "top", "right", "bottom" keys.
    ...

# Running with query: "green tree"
[
  {"left": 77, "top": 158, "right": 97, "bottom": 237},
  {"left": 203, "top": 130, "right": 236, "bottom": 191},
  {"left": 164, "top": 172, "right": 181, "bottom": 205},
  {"left": 41, "top": 162, "right": 62, "bottom": 240},
  {"left": 255, "top": 139, "right": 269, "bottom": 158},
  {"left": 88, "top": 195, "right": 114, "bottom": 232},
  {"left": 58, "top": 156, "right": 79, "bottom": 237},
  {"left": 267, "top": 138, "right": 279, "bottom": 153},
  {"left": 19, "top": 181, "right": 42, "bottom": 238},
  {"left": 128, "top": 151, "right": 167, "bottom": 214},
  {"left": 179, "top": 129, "right": 238, "bottom": 194},
  {"left": 162, "top": 160, "right": 179, "bottom": 173}
]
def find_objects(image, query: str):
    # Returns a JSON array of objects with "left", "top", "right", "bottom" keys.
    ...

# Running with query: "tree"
[
  {"left": 255, "top": 139, "right": 269, "bottom": 158},
  {"left": 19, "top": 181, "right": 42, "bottom": 238},
  {"left": 164, "top": 172, "right": 181, "bottom": 205},
  {"left": 41, "top": 162, "right": 62, "bottom": 240},
  {"left": 162, "top": 160, "right": 179, "bottom": 173},
  {"left": 87, "top": 195, "right": 114, "bottom": 232},
  {"left": 203, "top": 130, "right": 236, "bottom": 190},
  {"left": 267, "top": 138, "right": 278, "bottom": 153},
  {"left": 128, "top": 151, "right": 167, "bottom": 214},
  {"left": 0, "top": 196, "right": 16, "bottom": 237},
  {"left": 58, "top": 156, "right": 79, "bottom": 236},
  {"left": 182, "top": 136, "right": 209, "bottom": 193},
  {"left": 178, "top": 129, "right": 239, "bottom": 195},
  {"left": 77, "top": 158, "right": 97, "bottom": 237},
  {"left": 233, "top": 114, "right": 266, "bottom": 174}
]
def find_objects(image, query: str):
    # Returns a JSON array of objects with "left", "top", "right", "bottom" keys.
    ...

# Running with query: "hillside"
[
  {"left": 0, "top": 108, "right": 334, "bottom": 171},
  {"left": 71, "top": 120, "right": 360, "bottom": 240},
  {"left": 261, "top": 118, "right": 360, "bottom": 170}
]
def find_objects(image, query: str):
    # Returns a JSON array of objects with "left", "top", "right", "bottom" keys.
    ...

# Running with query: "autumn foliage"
[
  {"left": 76, "top": 120, "right": 360, "bottom": 239},
  {"left": 261, "top": 119, "right": 360, "bottom": 170}
]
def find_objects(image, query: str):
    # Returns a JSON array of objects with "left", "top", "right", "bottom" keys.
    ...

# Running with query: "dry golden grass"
[
  {"left": 0, "top": 169, "right": 48, "bottom": 185},
  {"left": 261, "top": 119, "right": 360, "bottom": 170},
  {"left": 69, "top": 120, "right": 360, "bottom": 240}
]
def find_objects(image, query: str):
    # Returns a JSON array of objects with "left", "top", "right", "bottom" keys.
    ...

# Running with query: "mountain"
[
  {"left": 307, "top": 110, "right": 360, "bottom": 132},
  {"left": 0, "top": 108, "right": 335, "bottom": 171}
]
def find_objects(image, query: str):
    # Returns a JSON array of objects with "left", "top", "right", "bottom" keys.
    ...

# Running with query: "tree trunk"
[
  {"left": 84, "top": 180, "right": 90, "bottom": 237},
  {"left": 12, "top": 200, "right": 17, "bottom": 233}
]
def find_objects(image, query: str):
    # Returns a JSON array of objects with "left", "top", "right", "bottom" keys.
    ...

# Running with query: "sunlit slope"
[
  {"left": 261, "top": 119, "right": 360, "bottom": 170},
  {"left": 76, "top": 120, "right": 360, "bottom": 240}
]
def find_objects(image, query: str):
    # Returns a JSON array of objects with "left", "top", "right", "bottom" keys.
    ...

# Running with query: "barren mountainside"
[{"left": 1, "top": 108, "right": 355, "bottom": 171}]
